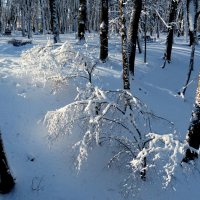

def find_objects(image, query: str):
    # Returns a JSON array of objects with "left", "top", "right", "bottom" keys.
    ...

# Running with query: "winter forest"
[{"left": 0, "top": 0, "right": 200, "bottom": 199}]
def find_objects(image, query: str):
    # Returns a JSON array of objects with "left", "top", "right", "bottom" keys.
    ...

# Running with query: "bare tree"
[
  {"left": 162, "top": 0, "right": 178, "bottom": 68},
  {"left": 26, "top": 0, "right": 33, "bottom": 39},
  {"left": 119, "top": 0, "right": 130, "bottom": 90},
  {"left": 49, "top": 0, "right": 60, "bottom": 43},
  {"left": 78, "top": 0, "right": 87, "bottom": 41},
  {"left": 128, "top": 0, "right": 142, "bottom": 75},
  {"left": 179, "top": 0, "right": 200, "bottom": 96},
  {"left": 187, "top": 0, "right": 200, "bottom": 46},
  {"left": 0, "top": 0, "right": 2, "bottom": 34},
  {"left": 100, "top": 0, "right": 108, "bottom": 62},
  {"left": 183, "top": 73, "right": 200, "bottom": 162}
]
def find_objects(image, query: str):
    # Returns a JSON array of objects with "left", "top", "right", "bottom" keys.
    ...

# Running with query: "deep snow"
[{"left": 0, "top": 32, "right": 200, "bottom": 200}]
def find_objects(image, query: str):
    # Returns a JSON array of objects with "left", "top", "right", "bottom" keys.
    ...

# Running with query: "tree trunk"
[
  {"left": 49, "top": 0, "right": 60, "bottom": 43},
  {"left": 163, "top": 0, "right": 178, "bottom": 65},
  {"left": 156, "top": 15, "right": 160, "bottom": 39},
  {"left": 127, "top": 0, "right": 142, "bottom": 75},
  {"left": 21, "top": 1, "right": 26, "bottom": 37},
  {"left": 179, "top": 0, "right": 200, "bottom": 96},
  {"left": 40, "top": 0, "right": 47, "bottom": 34},
  {"left": 182, "top": 0, "right": 200, "bottom": 152},
  {"left": 187, "top": 0, "right": 199, "bottom": 46},
  {"left": 137, "top": 36, "right": 142, "bottom": 54},
  {"left": 78, "top": 0, "right": 87, "bottom": 41},
  {"left": 100, "top": 0, "right": 108, "bottom": 62},
  {"left": 26, "top": 0, "right": 32, "bottom": 39},
  {"left": 0, "top": 0, "right": 2, "bottom": 34},
  {"left": 119, "top": 0, "right": 130, "bottom": 90},
  {"left": 0, "top": 133, "right": 15, "bottom": 194},
  {"left": 183, "top": 0, "right": 189, "bottom": 42},
  {"left": 183, "top": 73, "right": 200, "bottom": 162}
]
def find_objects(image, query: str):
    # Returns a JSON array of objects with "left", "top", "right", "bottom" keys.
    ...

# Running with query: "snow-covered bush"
[
  {"left": 44, "top": 84, "right": 184, "bottom": 191},
  {"left": 16, "top": 41, "right": 97, "bottom": 91},
  {"left": 131, "top": 133, "right": 184, "bottom": 184},
  {"left": 44, "top": 85, "right": 149, "bottom": 170}
]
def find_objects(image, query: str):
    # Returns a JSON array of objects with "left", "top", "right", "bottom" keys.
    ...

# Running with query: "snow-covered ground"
[{"left": 1, "top": 32, "right": 200, "bottom": 200}]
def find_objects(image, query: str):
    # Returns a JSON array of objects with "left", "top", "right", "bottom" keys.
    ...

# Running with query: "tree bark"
[
  {"left": 182, "top": 0, "right": 189, "bottom": 42},
  {"left": 163, "top": 0, "right": 178, "bottom": 65},
  {"left": 128, "top": 0, "right": 142, "bottom": 75},
  {"left": 0, "top": 0, "right": 2, "bottom": 34},
  {"left": 25, "top": 0, "right": 33, "bottom": 39},
  {"left": 49, "top": 0, "right": 60, "bottom": 43},
  {"left": 119, "top": 0, "right": 130, "bottom": 90},
  {"left": 183, "top": 73, "right": 200, "bottom": 162},
  {"left": 187, "top": 0, "right": 199, "bottom": 46},
  {"left": 0, "top": 133, "right": 15, "bottom": 194},
  {"left": 40, "top": 0, "right": 47, "bottom": 34},
  {"left": 100, "top": 0, "right": 108, "bottom": 62},
  {"left": 78, "top": 0, "right": 87, "bottom": 41},
  {"left": 20, "top": 0, "right": 26, "bottom": 37},
  {"left": 180, "top": 0, "right": 200, "bottom": 96}
]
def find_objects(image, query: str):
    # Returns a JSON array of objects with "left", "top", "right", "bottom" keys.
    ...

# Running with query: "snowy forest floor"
[{"left": 1, "top": 32, "right": 200, "bottom": 200}]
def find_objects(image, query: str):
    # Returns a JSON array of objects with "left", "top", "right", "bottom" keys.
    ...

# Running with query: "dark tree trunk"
[
  {"left": 189, "top": 30, "right": 194, "bottom": 46},
  {"left": 78, "top": 0, "right": 87, "bottom": 41},
  {"left": 0, "top": 133, "right": 15, "bottom": 194},
  {"left": 119, "top": 0, "right": 130, "bottom": 90},
  {"left": 156, "top": 15, "right": 160, "bottom": 39},
  {"left": 128, "top": 0, "right": 142, "bottom": 75},
  {"left": 182, "top": 1, "right": 200, "bottom": 162},
  {"left": 163, "top": 0, "right": 178, "bottom": 66},
  {"left": 26, "top": 0, "right": 32, "bottom": 39},
  {"left": 137, "top": 36, "right": 142, "bottom": 54},
  {"left": 49, "top": 0, "right": 60, "bottom": 43},
  {"left": 183, "top": 74, "right": 200, "bottom": 162},
  {"left": 0, "top": 1, "right": 2, "bottom": 34},
  {"left": 179, "top": 0, "right": 200, "bottom": 96},
  {"left": 187, "top": 0, "right": 200, "bottom": 46},
  {"left": 100, "top": 0, "right": 108, "bottom": 62},
  {"left": 21, "top": 1, "right": 26, "bottom": 37},
  {"left": 186, "top": 0, "right": 199, "bottom": 46}
]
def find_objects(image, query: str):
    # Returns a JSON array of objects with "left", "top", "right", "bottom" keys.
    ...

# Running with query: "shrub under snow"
[
  {"left": 14, "top": 40, "right": 188, "bottom": 196},
  {"left": 15, "top": 41, "right": 97, "bottom": 91},
  {"left": 44, "top": 84, "right": 185, "bottom": 191}
]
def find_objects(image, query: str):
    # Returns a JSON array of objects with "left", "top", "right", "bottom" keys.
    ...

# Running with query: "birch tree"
[{"left": 119, "top": 0, "right": 130, "bottom": 90}]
